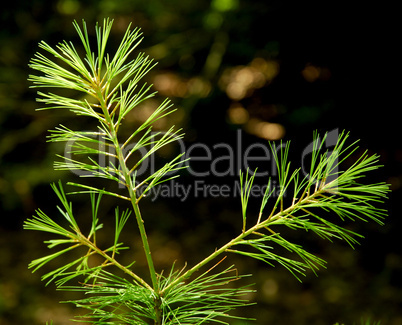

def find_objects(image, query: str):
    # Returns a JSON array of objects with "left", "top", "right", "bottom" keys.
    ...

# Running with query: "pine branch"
[
  {"left": 161, "top": 131, "right": 389, "bottom": 292},
  {"left": 24, "top": 181, "right": 152, "bottom": 290}
]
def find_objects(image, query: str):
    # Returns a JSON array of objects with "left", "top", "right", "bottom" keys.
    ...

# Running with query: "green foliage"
[
  {"left": 25, "top": 19, "right": 389, "bottom": 324},
  {"left": 61, "top": 265, "right": 253, "bottom": 324}
]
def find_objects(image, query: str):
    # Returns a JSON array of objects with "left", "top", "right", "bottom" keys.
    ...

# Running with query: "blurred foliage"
[{"left": 0, "top": 1, "right": 401, "bottom": 325}]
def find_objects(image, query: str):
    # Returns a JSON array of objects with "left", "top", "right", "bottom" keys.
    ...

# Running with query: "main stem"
[{"left": 94, "top": 84, "right": 159, "bottom": 293}]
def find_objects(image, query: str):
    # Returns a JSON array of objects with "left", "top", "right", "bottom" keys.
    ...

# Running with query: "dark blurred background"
[{"left": 0, "top": 1, "right": 400, "bottom": 324}]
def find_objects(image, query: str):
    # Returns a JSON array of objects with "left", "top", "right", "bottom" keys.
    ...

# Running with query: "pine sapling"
[{"left": 25, "top": 19, "right": 389, "bottom": 324}]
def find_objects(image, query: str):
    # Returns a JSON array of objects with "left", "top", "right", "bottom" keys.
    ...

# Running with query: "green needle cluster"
[{"left": 25, "top": 19, "right": 389, "bottom": 324}]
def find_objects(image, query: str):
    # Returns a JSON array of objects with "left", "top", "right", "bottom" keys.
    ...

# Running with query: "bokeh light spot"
[
  {"left": 211, "top": 0, "right": 239, "bottom": 12},
  {"left": 302, "top": 64, "right": 331, "bottom": 82},
  {"left": 227, "top": 103, "right": 249, "bottom": 124},
  {"left": 57, "top": 0, "right": 80, "bottom": 15},
  {"left": 245, "top": 118, "right": 285, "bottom": 140}
]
